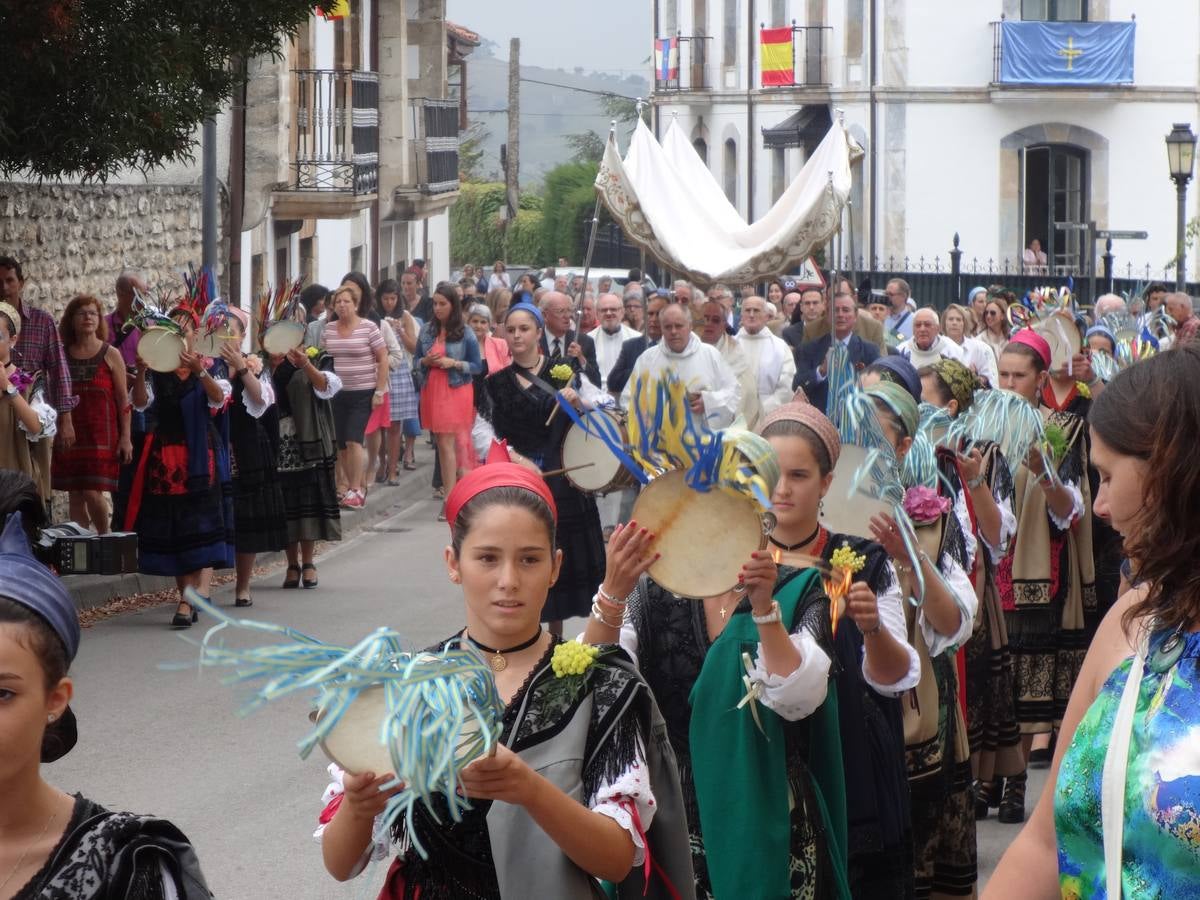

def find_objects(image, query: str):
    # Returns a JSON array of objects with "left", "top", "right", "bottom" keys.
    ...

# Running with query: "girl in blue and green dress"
[{"left": 986, "top": 345, "right": 1200, "bottom": 899}]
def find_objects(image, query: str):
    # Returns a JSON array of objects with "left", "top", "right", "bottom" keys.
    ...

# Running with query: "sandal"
[
  {"left": 170, "top": 601, "right": 198, "bottom": 629},
  {"left": 301, "top": 563, "right": 318, "bottom": 589},
  {"left": 403, "top": 460, "right": 416, "bottom": 471},
  {"left": 974, "top": 779, "right": 1002, "bottom": 821},
  {"left": 282, "top": 565, "right": 302, "bottom": 589},
  {"left": 235, "top": 595, "right": 253, "bottom": 608}
]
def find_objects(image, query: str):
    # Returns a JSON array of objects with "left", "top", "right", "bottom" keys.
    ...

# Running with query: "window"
[
  {"left": 1021, "top": 0, "right": 1086, "bottom": 21},
  {"left": 723, "top": 138, "right": 737, "bottom": 204},
  {"left": 771, "top": 148, "right": 786, "bottom": 204},
  {"left": 723, "top": 0, "right": 737, "bottom": 67},
  {"left": 693, "top": 137, "right": 708, "bottom": 164},
  {"left": 1022, "top": 144, "right": 1089, "bottom": 274}
]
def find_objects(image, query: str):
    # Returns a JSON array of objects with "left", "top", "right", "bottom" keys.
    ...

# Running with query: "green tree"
[
  {"left": 458, "top": 121, "right": 491, "bottom": 182},
  {"left": 0, "top": 0, "right": 341, "bottom": 180},
  {"left": 565, "top": 130, "right": 606, "bottom": 165}
]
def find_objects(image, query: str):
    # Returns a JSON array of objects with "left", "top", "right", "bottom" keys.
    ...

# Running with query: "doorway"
[{"left": 1022, "top": 144, "right": 1088, "bottom": 275}]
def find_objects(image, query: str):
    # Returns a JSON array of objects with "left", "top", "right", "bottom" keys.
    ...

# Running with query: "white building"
[{"left": 651, "top": 0, "right": 1200, "bottom": 285}]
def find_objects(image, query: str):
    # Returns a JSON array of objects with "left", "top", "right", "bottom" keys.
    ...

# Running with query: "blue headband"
[
  {"left": 506, "top": 302, "right": 544, "bottom": 327},
  {"left": 968, "top": 286, "right": 988, "bottom": 302},
  {"left": 1085, "top": 324, "right": 1116, "bottom": 348},
  {"left": 0, "top": 513, "right": 79, "bottom": 661}
]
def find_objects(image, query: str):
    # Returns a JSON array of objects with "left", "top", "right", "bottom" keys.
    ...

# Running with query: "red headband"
[
  {"left": 1007, "top": 329, "right": 1052, "bottom": 369},
  {"left": 444, "top": 441, "right": 557, "bottom": 532}
]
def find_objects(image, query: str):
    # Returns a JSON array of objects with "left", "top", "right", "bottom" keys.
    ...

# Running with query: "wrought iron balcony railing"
[
  {"left": 293, "top": 69, "right": 379, "bottom": 194},
  {"left": 410, "top": 98, "right": 460, "bottom": 195}
]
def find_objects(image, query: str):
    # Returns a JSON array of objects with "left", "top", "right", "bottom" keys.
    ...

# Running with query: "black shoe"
[
  {"left": 170, "top": 603, "right": 197, "bottom": 629},
  {"left": 301, "top": 563, "right": 318, "bottom": 589},
  {"left": 1029, "top": 747, "right": 1052, "bottom": 768},
  {"left": 998, "top": 772, "right": 1027, "bottom": 824},
  {"left": 282, "top": 565, "right": 301, "bottom": 589},
  {"left": 974, "top": 779, "right": 1002, "bottom": 820},
  {"left": 235, "top": 595, "right": 253, "bottom": 608}
]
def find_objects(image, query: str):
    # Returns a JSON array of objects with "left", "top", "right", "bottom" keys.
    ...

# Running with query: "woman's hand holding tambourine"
[
  {"left": 868, "top": 513, "right": 908, "bottom": 561},
  {"left": 845, "top": 582, "right": 882, "bottom": 635},
  {"left": 602, "top": 521, "right": 659, "bottom": 600},
  {"left": 459, "top": 744, "right": 536, "bottom": 805},
  {"left": 340, "top": 771, "right": 404, "bottom": 822},
  {"left": 740, "top": 551, "right": 778, "bottom": 615}
]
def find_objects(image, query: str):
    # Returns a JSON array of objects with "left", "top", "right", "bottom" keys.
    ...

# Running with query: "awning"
[{"left": 761, "top": 105, "right": 832, "bottom": 151}]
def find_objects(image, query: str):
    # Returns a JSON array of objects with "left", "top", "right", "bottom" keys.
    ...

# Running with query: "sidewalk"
[{"left": 63, "top": 459, "right": 437, "bottom": 612}]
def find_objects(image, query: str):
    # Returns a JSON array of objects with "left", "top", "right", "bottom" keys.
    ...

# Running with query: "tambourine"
[
  {"left": 821, "top": 443, "right": 893, "bottom": 540},
  {"left": 138, "top": 325, "right": 185, "bottom": 373},
  {"left": 1034, "top": 312, "right": 1082, "bottom": 373},
  {"left": 194, "top": 327, "right": 239, "bottom": 358},
  {"left": 261, "top": 320, "right": 306, "bottom": 355},
  {"left": 317, "top": 678, "right": 485, "bottom": 777}
]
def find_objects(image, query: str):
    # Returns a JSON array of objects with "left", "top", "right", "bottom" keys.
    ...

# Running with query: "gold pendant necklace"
[{"left": 465, "top": 629, "right": 542, "bottom": 674}]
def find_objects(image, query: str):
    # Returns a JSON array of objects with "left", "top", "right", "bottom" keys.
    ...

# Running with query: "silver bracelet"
[
  {"left": 751, "top": 601, "right": 781, "bottom": 625},
  {"left": 596, "top": 584, "right": 628, "bottom": 607},
  {"left": 590, "top": 598, "right": 625, "bottom": 628}
]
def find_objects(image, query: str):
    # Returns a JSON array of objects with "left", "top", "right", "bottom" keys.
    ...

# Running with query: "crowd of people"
[{"left": 5, "top": 247, "right": 1200, "bottom": 897}]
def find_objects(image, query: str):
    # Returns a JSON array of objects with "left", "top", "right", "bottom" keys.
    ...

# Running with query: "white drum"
[
  {"left": 560, "top": 409, "right": 635, "bottom": 494},
  {"left": 138, "top": 327, "right": 185, "bottom": 373}
]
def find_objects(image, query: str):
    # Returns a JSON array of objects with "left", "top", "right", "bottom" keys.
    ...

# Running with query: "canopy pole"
[{"left": 575, "top": 119, "right": 618, "bottom": 316}]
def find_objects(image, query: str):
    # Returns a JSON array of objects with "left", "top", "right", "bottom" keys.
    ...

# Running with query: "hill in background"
[{"left": 466, "top": 47, "right": 650, "bottom": 188}]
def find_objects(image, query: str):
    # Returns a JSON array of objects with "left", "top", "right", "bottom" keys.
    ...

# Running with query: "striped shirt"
[{"left": 322, "top": 320, "right": 384, "bottom": 391}]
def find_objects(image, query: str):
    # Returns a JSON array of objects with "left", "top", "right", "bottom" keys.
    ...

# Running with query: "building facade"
[{"left": 651, "top": 0, "right": 1200, "bottom": 285}]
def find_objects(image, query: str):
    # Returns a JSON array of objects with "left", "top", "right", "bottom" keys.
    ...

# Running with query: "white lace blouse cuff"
[
  {"left": 982, "top": 493, "right": 1017, "bottom": 563},
  {"left": 208, "top": 377, "right": 233, "bottom": 410},
  {"left": 589, "top": 738, "right": 657, "bottom": 867},
  {"left": 1048, "top": 479, "right": 1084, "bottom": 531},
  {"left": 918, "top": 553, "right": 979, "bottom": 658},
  {"left": 19, "top": 387, "right": 57, "bottom": 440},
  {"left": 133, "top": 378, "right": 154, "bottom": 412},
  {"left": 745, "top": 628, "right": 831, "bottom": 721},
  {"left": 314, "top": 370, "right": 343, "bottom": 400},
  {"left": 238, "top": 373, "right": 275, "bottom": 418},
  {"left": 862, "top": 565, "right": 922, "bottom": 697},
  {"left": 313, "top": 763, "right": 390, "bottom": 879}
]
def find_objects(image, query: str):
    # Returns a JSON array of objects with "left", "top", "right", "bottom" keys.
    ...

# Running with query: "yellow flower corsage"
[
  {"left": 1075, "top": 381, "right": 1091, "bottom": 399},
  {"left": 830, "top": 543, "right": 867, "bottom": 574},
  {"left": 551, "top": 641, "right": 599, "bottom": 677},
  {"left": 549, "top": 363, "right": 574, "bottom": 387},
  {"left": 305, "top": 345, "right": 320, "bottom": 359},
  {"left": 827, "top": 543, "right": 867, "bottom": 638}
]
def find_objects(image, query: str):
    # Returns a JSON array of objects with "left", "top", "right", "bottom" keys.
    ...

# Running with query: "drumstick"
[
  {"left": 544, "top": 404, "right": 560, "bottom": 427},
  {"left": 539, "top": 463, "right": 595, "bottom": 478}
]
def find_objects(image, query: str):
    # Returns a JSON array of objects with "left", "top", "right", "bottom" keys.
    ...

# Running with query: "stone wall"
[{"left": 0, "top": 182, "right": 227, "bottom": 319}]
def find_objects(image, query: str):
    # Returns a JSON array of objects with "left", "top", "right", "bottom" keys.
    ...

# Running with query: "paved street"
[{"left": 52, "top": 493, "right": 1039, "bottom": 897}]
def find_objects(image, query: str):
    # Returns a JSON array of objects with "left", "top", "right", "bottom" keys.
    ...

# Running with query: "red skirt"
[{"left": 419, "top": 368, "right": 474, "bottom": 433}]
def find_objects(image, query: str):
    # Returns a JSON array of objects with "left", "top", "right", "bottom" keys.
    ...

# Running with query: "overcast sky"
[{"left": 445, "top": 0, "right": 649, "bottom": 75}]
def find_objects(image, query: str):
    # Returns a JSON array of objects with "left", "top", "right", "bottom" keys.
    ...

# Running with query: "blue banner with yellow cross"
[{"left": 999, "top": 21, "right": 1134, "bottom": 86}]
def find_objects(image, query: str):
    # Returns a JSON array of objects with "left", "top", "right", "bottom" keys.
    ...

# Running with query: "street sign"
[
  {"left": 792, "top": 257, "right": 826, "bottom": 288},
  {"left": 1094, "top": 230, "right": 1148, "bottom": 240},
  {"left": 1054, "top": 222, "right": 1092, "bottom": 231}
]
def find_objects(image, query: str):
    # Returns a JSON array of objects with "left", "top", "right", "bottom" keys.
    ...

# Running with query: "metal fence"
[{"left": 293, "top": 69, "right": 379, "bottom": 194}]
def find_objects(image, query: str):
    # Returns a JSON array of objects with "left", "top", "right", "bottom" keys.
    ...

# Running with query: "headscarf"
[
  {"left": 864, "top": 381, "right": 919, "bottom": 438},
  {"left": 444, "top": 441, "right": 557, "bottom": 530},
  {"left": 505, "top": 302, "right": 544, "bottom": 328},
  {"left": 967, "top": 286, "right": 988, "bottom": 303},
  {"left": 0, "top": 301, "right": 21, "bottom": 338},
  {"left": 930, "top": 358, "right": 978, "bottom": 413},
  {"left": 757, "top": 394, "right": 842, "bottom": 470},
  {"left": 0, "top": 512, "right": 80, "bottom": 762},
  {"left": 1006, "top": 329, "right": 1052, "bottom": 369},
  {"left": 1085, "top": 324, "right": 1116, "bottom": 352},
  {"left": 869, "top": 354, "right": 922, "bottom": 403}
]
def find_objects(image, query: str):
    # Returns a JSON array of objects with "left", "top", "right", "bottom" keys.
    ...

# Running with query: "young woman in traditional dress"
[
  {"left": 50, "top": 294, "right": 131, "bottom": 532},
  {"left": 316, "top": 458, "right": 692, "bottom": 899},
  {"left": 128, "top": 306, "right": 234, "bottom": 628},
  {"left": 987, "top": 344, "right": 1200, "bottom": 899},
  {"left": 860, "top": 381, "right": 980, "bottom": 899},
  {"left": 266, "top": 341, "right": 342, "bottom": 590},
  {"left": 992, "top": 330, "right": 1094, "bottom": 822},
  {"left": 918, "top": 360, "right": 1024, "bottom": 818},
  {"left": 216, "top": 309, "right": 286, "bottom": 609},
  {"left": 484, "top": 303, "right": 604, "bottom": 635},
  {"left": 0, "top": 303, "right": 56, "bottom": 510},
  {"left": 588, "top": 399, "right": 915, "bottom": 899},
  {"left": 0, "top": 513, "right": 210, "bottom": 898}
]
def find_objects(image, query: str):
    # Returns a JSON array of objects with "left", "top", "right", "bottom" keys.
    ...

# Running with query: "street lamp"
[{"left": 1166, "top": 122, "right": 1197, "bottom": 290}]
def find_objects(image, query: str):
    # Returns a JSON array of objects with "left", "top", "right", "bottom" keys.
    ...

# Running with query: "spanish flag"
[
  {"left": 760, "top": 27, "right": 794, "bottom": 86},
  {"left": 319, "top": 0, "right": 350, "bottom": 20}
]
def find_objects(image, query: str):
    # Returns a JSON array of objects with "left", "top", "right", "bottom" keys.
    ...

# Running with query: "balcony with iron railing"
[
  {"left": 652, "top": 34, "right": 712, "bottom": 92},
  {"left": 409, "top": 98, "right": 460, "bottom": 195},
  {"left": 757, "top": 23, "right": 832, "bottom": 89},
  {"left": 989, "top": 16, "right": 1136, "bottom": 88},
  {"left": 274, "top": 68, "right": 379, "bottom": 220}
]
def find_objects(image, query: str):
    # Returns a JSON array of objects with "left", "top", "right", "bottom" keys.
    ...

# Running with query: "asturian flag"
[
  {"left": 760, "top": 27, "right": 794, "bottom": 86},
  {"left": 999, "top": 21, "right": 1135, "bottom": 85},
  {"left": 655, "top": 37, "right": 679, "bottom": 83}
]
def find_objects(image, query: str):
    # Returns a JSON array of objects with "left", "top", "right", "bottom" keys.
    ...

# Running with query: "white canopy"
[{"left": 595, "top": 116, "right": 860, "bottom": 285}]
